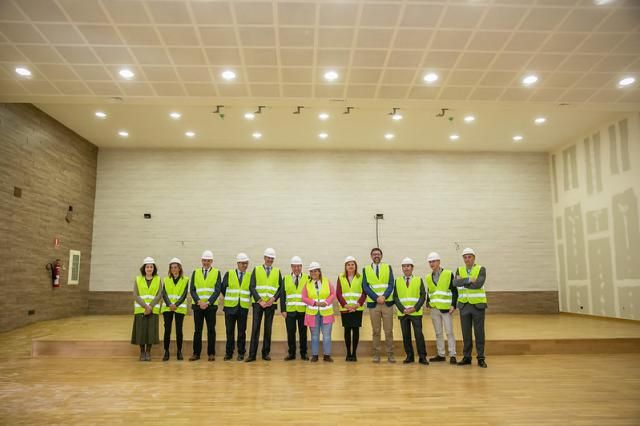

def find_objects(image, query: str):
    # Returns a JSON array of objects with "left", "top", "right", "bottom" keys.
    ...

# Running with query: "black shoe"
[
  {"left": 237, "top": 354, "right": 244, "bottom": 361},
  {"left": 403, "top": 357, "right": 415, "bottom": 364},
  {"left": 429, "top": 355, "right": 446, "bottom": 362},
  {"left": 162, "top": 351, "right": 170, "bottom": 361},
  {"left": 301, "top": 354, "right": 309, "bottom": 361},
  {"left": 284, "top": 355, "right": 295, "bottom": 361},
  {"left": 418, "top": 357, "right": 429, "bottom": 365},
  {"left": 177, "top": 351, "right": 183, "bottom": 361},
  {"left": 139, "top": 352, "right": 145, "bottom": 361},
  {"left": 310, "top": 355, "right": 319, "bottom": 362},
  {"left": 262, "top": 354, "right": 271, "bottom": 361},
  {"left": 352, "top": 354, "right": 358, "bottom": 362},
  {"left": 449, "top": 356, "right": 457, "bottom": 365},
  {"left": 323, "top": 355, "right": 334, "bottom": 362},
  {"left": 245, "top": 356, "right": 256, "bottom": 363},
  {"left": 345, "top": 355, "right": 352, "bottom": 362},
  {"left": 457, "top": 357, "right": 472, "bottom": 366},
  {"left": 189, "top": 355, "right": 200, "bottom": 361},
  {"left": 223, "top": 355, "right": 232, "bottom": 361},
  {"left": 207, "top": 355, "right": 215, "bottom": 362},
  {"left": 478, "top": 359, "right": 488, "bottom": 368}
]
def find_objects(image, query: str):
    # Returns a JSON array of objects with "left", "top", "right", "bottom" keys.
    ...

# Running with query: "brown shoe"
[
  {"left": 189, "top": 355, "right": 200, "bottom": 361},
  {"left": 208, "top": 355, "right": 215, "bottom": 361}
]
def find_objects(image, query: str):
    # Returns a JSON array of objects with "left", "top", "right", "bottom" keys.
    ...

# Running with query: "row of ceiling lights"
[
  {"left": 13, "top": 66, "right": 638, "bottom": 89},
  {"left": 95, "top": 109, "right": 545, "bottom": 143}
]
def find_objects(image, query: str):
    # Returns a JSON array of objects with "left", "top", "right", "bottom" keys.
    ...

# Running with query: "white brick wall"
[{"left": 90, "top": 149, "right": 557, "bottom": 292}]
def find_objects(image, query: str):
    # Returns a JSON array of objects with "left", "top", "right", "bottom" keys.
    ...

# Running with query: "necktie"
[
  {"left": 203, "top": 268, "right": 208, "bottom": 280},
  {"left": 239, "top": 272, "right": 243, "bottom": 282},
  {"left": 375, "top": 264, "right": 379, "bottom": 277},
  {"left": 295, "top": 275, "right": 299, "bottom": 286},
  {"left": 405, "top": 276, "right": 410, "bottom": 287},
  {"left": 266, "top": 266, "right": 271, "bottom": 277}
]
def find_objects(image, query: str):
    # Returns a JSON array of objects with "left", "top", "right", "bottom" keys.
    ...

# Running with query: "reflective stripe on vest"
[
  {"left": 456, "top": 264, "right": 486, "bottom": 304},
  {"left": 305, "top": 278, "right": 334, "bottom": 317},
  {"left": 284, "top": 274, "right": 310, "bottom": 313},
  {"left": 394, "top": 276, "right": 423, "bottom": 317},
  {"left": 338, "top": 274, "right": 364, "bottom": 312},
  {"left": 134, "top": 275, "right": 161, "bottom": 314},
  {"left": 161, "top": 276, "right": 189, "bottom": 314},
  {"left": 364, "top": 263, "right": 393, "bottom": 303},
  {"left": 224, "top": 270, "right": 252, "bottom": 310},
  {"left": 193, "top": 268, "right": 219, "bottom": 302},
  {"left": 253, "top": 265, "right": 280, "bottom": 302},
  {"left": 426, "top": 269, "right": 453, "bottom": 310}
]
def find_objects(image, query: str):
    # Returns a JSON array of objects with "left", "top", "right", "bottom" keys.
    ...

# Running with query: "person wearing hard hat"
[
  {"left": 160, "top": 257, "right": 189, "bottom": 361},
  {"left": 336, "top": 256, "right": 366, "bottom": 362},
  {"left": 280, "top": 256, "right": 310, "bottom": 361},
  {"left": 220, "top": 253, "right": 252, "bottom": 361},
  {"left": 246, "top": 247, "right": 283, "bottom": 362},
  {"left": 362, "top": 247, "right": 396, "bottom": 363},
  {"left": 394, "top": 258, "right": 428, "bottom": 364},
  {"left": 188, "top": 250, "right": 222, "bottom": 362},
  {"left": 301, "top": 262, "right": 336, "bottom": 362},
  {"left": 453, "top": 248, "right": 488, "bottom": 368},
  {"left": 131, "top": 257, "right": 163, "bottom": 361},
  {"left": 425, "top": 252, "right": 458, "bottom": 365}
]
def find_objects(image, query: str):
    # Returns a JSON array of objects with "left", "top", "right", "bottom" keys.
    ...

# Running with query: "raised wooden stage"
[{"left": 31, "top": 313, "right": 640, "bottom": 358}]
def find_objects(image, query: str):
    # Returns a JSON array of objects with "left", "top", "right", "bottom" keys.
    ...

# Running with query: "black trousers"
[
  {"left": 192, "top": 305, "right": 217, "bottom": 356},
  {"left": 248, "top": 304, "right": 276, "bottom": 358},
  {"left": 162, "top": 311, "right": 185, "bottom": 351},
  {"left": 224, "top": 309, "right": 248, "bottom": 356},
  {"left": 399, "top": 315, "right": 427, "bottom": 359},
  {"left": 285, "top": 311, "right": 307, "bottom": 357},
  {"left": 460, "top": 304, "right": 486, "bottom": 359}
]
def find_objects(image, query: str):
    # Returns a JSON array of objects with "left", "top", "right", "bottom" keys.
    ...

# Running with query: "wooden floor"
[{"left": 1, "top": 315, "right": 639, "bottom": 424}]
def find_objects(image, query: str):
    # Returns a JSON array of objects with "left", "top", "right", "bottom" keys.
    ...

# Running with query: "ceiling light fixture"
[
  {"left": 464, "top": 115, "right": 475, "bottom": 123},
  {"left": 118, "top": 68, "right": 135, "bottom": 79},
  {"left": 384, "top": 133, "right": 395, "bottom": 140},
  {"left": 15, "top": 67, "right": 32, "bottom": 77},
  {"left": 513, "top": 135, "right": 524, "bottom": 142},
  {"left": 324, "top": 70, "right": 339, "bottom": 82},
  {"left": 118, "top": 130, "right": 129, "bottom": 137},
  {"left": 449, "top": 134, "right": 460, "bottom": 141},
  {"left": 244, "top": 112, "right": 255, "bottom": 120},
  {"left": 185, "top": 131, "right": 195, "bottom": 138},
  {"left": 618, "top": 77, "right": 636, "bottom": 87},
  {"left": 522, "top": 74, "right": 539, "bottom": 86},
  {"left": 95, "top": 111, "right": 107, "bottom": 119},
  {"left": 169, "top": 112, "right": 181, "bottom": 119},
  {"left": 534, "top": 117, "right": 546, "bottom": 125},
  {"left": 318, "top": 132, "right": 329, "bottom": 140},
  {"left": 423, "top": 72, "right": 439, "bottom": 83},
  {"left": 221, "top": 70, "right": 236, "bottom": 81},
  {"left": 252, "top": 132, "right": 262, "bottom": 139},
  {"left": 318, "top": 112, "right": 329, "bottom": 121}
]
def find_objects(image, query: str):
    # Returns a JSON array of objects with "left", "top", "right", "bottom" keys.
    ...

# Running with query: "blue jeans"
[{"left": 310, "top": 314, "right": 332, "bottom": 356}]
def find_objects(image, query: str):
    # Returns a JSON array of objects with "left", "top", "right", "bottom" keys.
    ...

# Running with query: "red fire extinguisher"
[{"left": 47, "top": 259, "right": 61, "bottom": 288}]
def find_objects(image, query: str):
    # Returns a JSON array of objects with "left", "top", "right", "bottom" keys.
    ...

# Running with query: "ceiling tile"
[
  {"left": 238, "top": 27, "right": 275, "bottom": 47},
  {"left": 401, "top": 5, "right": 444, "bottom": 28},
  {"left": 0, "top": 23, "right": 46, "bottom": 43},
  {"left": 119, "top": 82, "right": 154, "bottom": 96},
  {"left": 73, "top": 65, "right": 110, "bottom": 80},
  {"left": 35, "top": 64, "right": 77, "bottom": 80},
  {"left": 282, "top": 84, "right": 311, "bottom": 98},
  {"left": 558, "top": 9, "right": 608, "bottom": 32},
  {"left": 52, "top": 81, "right": 91, "bottom": 95},
  {"left": 356, "top": 29, "right": 393, "bottom": 49},
  {"left": 21, "top": 80, "right": 60, "bottom": 95},
  {"left": 281, "top": 68, "right": 312, "bottom": 83},
  {"left": 431, "top": 30, "right": 472, "bottom": 50},
  {"left": 317, "top": 49, "right": 350, "bottom": 67},
  {"left": 573, "top": 73, "right": 615, "bottom": 89},
  {"left": 361, "top": 4, "right": 401, "bottom": 27},
  {"left": 318, "top": 28, "right": 354, "bottom": 49},
  {"left": 439, "top": 86, "right": 471, "bottom": 100},
  {"left": 423, "top": 51, "right": 460, "bottom": 68},
  {"left": 55, "top": 46, "right": 100, "bottom": 64},
  {"left": 408, "top": 86, "right": 439, "bottom": 99},
  {"left": 168, "top": 48, "right": 206, "bottom": 65},
  {"left": 349, "top": 68, "right": 382, "bottom": 84},
  {"left": 381, "top": 69, "right": 416, "bottom": 85},
  {"left": 77, "top": 25, "right": 123, "bottom": 45},
  {"left": 352, "top": 50, "right": 387, "bottom": 67},
  {"left": 191, "top": 2, "right": 232, "bottom": 25},
  {"left": 577, "top": 34, "right": 625, "bottom": 54},
  {"left": 278, "top": 2, "right": 316, "bottom": 26},
  {"left": 146, "top": 1, "right": 191, "bottom": 24},
  {"left": 378, "top": 86, "right": 409, "bottom": 99},
  {"left": 250, "top": 84, "right": 279, "bottom": 97},
  {"left": 346, "top": 85, "right": 377, "bottom": 98},
  {"left": 152, "top": 82, "right": 185, "bottom": 96},
  {"left": 17, "top": 45, "right": 63, "bottom": 63},
  {"left": 58, "top": 0, "right": 109, "bottom": 23},
  {"left": 529, "top": 88, "right": 563, "bottom": 102},
  {"left": 393, "top": 29, "right": 432, "bottom": 49},
  {"left": 588, "top": 88, "right": 624, "bottom": 103},
  {"left": 519, "top": 8, "right": 568, "bottom": 30},
  {"left": 499, "top": 88, "right": 531, "bottom": 101},
  {"left": 447, "top": 70, "right": 482, "bottom": 86},
  {"left": 540, "top": 34, "right": 587, "bottom": 53},
  {"left": 480, "top": 71, "right": 517, "bottom": 86},
  {"left": 37, "top": 24, "right": 84, "bottom": 44},
  {"left": 439, "top": 6, "right": 485, "bottom": 29},
  {"left": 0, "top": 80, "right": 27, "bottom": 95},
  {"left": 175, "top": 66, "right": 211, "bottom": 82},
  {"left": 319, "top": 3, "right": 358, "bottom": 26},
  {"left": 141, "top": 66, "right": 178, "bottom": 81},
  {"left": 557, "top": 54, "right": 601, "bottom": 72},
  {"left": 280, "top": 49, "right": 313, "bottom": 66},
  {"left": 592, "top": 54, "right": 638, "bottom": 72},
  {"left": 102, "top": 0, "right": 150, "bottom": 24},
  {"left": 234, "top": 2, "right": 273, "bottom": 25},
  {"left": 526, "top": 54, "right": 566, "bottom": 72},
  {"left": 560, "top": 89, "right": 593, "bottom": 103},
  {"left": 118, "top": 26, "right": 162, "bottom": 45},
  {"left": 467, "top": 31, "right": 510, "bottom": 51},
  {"left": 130, "top": 47, "right": 171, "bottom": 65},
  {"left": 315, "top": 84, "right": 344, "bottom": 98},
  {"left": 16, "top": 0, "right": 67, "bottom": 22},
  {"left": 246, "top": 67, "right": 279, "bottom": 83},
  {"left": 0, "top": 45, "right": 26, "bottom": 62},
  {"left": 468, "top": 87, "right": 504, "bottom": 101},
  {"left": 93, "top": 46, "right": 133, "bottom": 64},
  {"left": 199, "top": 27, "right": 237, "bottom": 46},
  {"left": 504, "top": 33, "right": 548, "bottom": 52},
  {"left": 184, "top": 82, "right": 216, "bottom": 97},
  {"left": 86, "top": 81, "right": 122, "bottom": 95},
  {"left": 279, "top": 28, "right": 314, "bottom": 47},
  {"left": 479, "top": 7, "right": 527, "bottom": 30},
  {"left": 387, "top": 51, "right": 422, "bottom": 68},
  {"left": 491, "top": 53, "right": 529, "bottom": 70},
  {"left": 243, "top": 48, "right": 277, "bottom": 66},
  {"left": 542, "top": 72, "right": 581, "bottom": 88},
  {"left": 614, "top": 34, "right": 640, "bottom": 54},
  {"left": 597, "top": 9, "right": 640, "bottom": 32},
  {"left": 457, "top": 52, "right": 495, "bottom": 69},
  {"left": 157, "top": 26, "right": 199, "bottom": 46}
]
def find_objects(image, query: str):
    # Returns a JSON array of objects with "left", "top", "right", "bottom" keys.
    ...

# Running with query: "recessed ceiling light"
[
  {"left": 318, "top": 132, "right": 329, "bottom": 140},
  {"left": 323, "top": 70, "right": 339, "bottom": 82},
  {"left": 391, "top": 113, "right": 403, "bottom": 121},
  {"left": 252, "top": 132, "right": 262, "bottom": 139},
  {"left": 95, "top": 111, "right": 107, "bottom": 119},
  {"left": 318, "top": 112, "right": 329, "bottom": 121},
  {"left": 185, "top": 131, "right": 195, "bottom": 138},
  {"left": 221, "top": 70, "right": 236, "bottom": 81},
  {"left": 513, "top": 135, "right": 524, "bottom": 142},
  {"left": 384, "top": 133, "right": 395, "bottom": 140},
  {"left": 118, "top": 130, "right": 129, "bottom": 137},
  {"left": 449, "top": 134, "right": 460, "bottom": 141},
  {"left": 169, "top": 112, "right": 181, "bottom": 119},
  {"left": 244, "top": 112, "right": 255, "bottom": 120},
  {"left": 534, "top": 117, "right": 546, "bottom": 125},
  {"left": 522, "top": 74, "right": 538, "bottom": 86},
  {"left": 15, "top": 67, "right": 31, "bottom": 77},
  {"left": 593, "top": 0, "right": 616, "bottom": 5},
  {"left": 118, "top": 68, "right": 135, "bottom": 79},
  {"left": 464, "top": 115, "right": 475, "bottom": 123},
  {"left": 618, "top": 77, "right": 636, "bottom": 87},
  {"left": 423, "top": 72, "right": 439, "bottom": 83}
]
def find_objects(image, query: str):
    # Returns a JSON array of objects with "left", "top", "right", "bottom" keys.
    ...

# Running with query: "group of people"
[{"left": 132, "top": 247, "right": 488, "bottom": 368}]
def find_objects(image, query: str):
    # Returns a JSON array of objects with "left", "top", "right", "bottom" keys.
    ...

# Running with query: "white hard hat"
[
  {"left": 308, "top": 261, "right": 321, "bottom": 271},
  {"left": 401, "top": 257, "right": 414, "bottom": 266},
  {"left": 427, "top": 252, "right": 440, "bottom": 262},
  {"left": 344, "top": 255, "right": 356, "bottom": 264},
  {"left": 263, "top": 247, "right": 276, "bottom": 259},
  {"left": 462, "top": 247, "right": 476, "bottom": 256},
  {"left": 169, "top": 257, "right": 182, "bottom": 265},
  {"left": 143, "top": 256, "right": 155, "bottom": 265},
  {"left": 201, "top": 250, "right": 213, "bottom": 260},
  {"left": 290, "top": 256, "right": 303, "bottom": 265},
  {"left": 236, "top": 252, "right": 250, "bottom": 262}
]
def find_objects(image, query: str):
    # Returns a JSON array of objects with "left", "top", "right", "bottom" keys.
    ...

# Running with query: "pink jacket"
[{"left": 301, "top": 281, "right": 336, "bottom": 327}]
